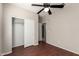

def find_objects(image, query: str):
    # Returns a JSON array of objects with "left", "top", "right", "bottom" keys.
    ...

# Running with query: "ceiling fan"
[{"left": 32, "top": 3, "right": 65, "bottom": 15}]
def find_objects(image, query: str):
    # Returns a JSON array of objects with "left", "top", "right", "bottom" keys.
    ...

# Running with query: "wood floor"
[{"left": 5, "top": 41, "right": 79, "bottom": 56}]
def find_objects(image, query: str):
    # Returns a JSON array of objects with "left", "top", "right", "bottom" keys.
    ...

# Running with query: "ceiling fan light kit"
[
  {"left": 32, "top": 3, "right": 65, "bottom": 15},
  {"left": 44, "top": 8, "right": 49, "bottom": 12}
]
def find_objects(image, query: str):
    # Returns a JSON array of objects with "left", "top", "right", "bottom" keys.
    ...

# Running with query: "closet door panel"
[{"left": 24, "top": 19, "right": 34, "bottom": 47}]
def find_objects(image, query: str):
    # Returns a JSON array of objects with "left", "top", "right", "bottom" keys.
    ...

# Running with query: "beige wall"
[
  {"left": 2, "top": 4, "right": 38, "bottom": 55},
  {"left": 42, "top": 4, "right": 79, "bottom": 54},
  {"left": 0, "top": 4, "right": 3, "bottom": 55}
]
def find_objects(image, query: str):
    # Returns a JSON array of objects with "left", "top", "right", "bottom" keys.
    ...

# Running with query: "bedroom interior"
[{"left": 0, "top": 3, "right": 79, "bottom": 56}]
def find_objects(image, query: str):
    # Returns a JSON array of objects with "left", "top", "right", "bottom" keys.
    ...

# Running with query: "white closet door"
[{"left": 24, "top": 19, "right": 35, "bottom": 47}]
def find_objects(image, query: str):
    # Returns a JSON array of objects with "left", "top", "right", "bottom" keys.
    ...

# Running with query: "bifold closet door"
[{"left": 24, "top": 19, "right": 35, "bottom": 47}]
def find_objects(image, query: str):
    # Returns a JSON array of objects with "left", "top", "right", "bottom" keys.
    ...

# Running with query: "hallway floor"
[{"left": 5, "top": 41, "right": 78, "bottom": 56}]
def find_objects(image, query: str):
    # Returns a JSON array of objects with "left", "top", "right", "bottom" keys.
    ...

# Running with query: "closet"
[
  {"left": 12, "top": 17, "right": 36, "bottom": 48},
  {"left": 12, "top": 17, "right": 24, "bottom": 48}
]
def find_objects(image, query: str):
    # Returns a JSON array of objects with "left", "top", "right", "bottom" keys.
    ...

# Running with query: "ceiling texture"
[{"left": 11, "top": 3, "right": 44, "bottom": 13}]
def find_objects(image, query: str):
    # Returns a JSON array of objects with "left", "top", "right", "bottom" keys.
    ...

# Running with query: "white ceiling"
[{"left": 11, "top": 3, "right": 43, "bottom": 13}]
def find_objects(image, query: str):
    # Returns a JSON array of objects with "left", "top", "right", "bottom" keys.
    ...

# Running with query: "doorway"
[
  {"left": 42, "top": 23, "right": 46, "bottom": 43},
  {"left": 12, "top": 17, "right": 24, "bottom": 48}
]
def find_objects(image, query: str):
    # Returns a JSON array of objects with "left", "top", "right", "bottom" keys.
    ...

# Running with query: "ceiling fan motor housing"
[{"left": 43, "top": 3, "right": 50, "bottom": 7}]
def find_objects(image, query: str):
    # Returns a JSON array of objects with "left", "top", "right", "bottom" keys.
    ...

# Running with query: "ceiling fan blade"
[
  {"left": 50, "top": 4, "right": 64, "bottom": 8},
  {"left": 32, "top": 4, "right": 43, "bottom": 7},
  {"left": 37, "top": 8, "right": 44, "bottom": 14},
  {"left": 48, "top": 9, "right": 52, "bottom": 15}
]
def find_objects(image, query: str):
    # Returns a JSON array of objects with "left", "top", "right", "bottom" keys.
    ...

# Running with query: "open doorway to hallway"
[
  {"left": 42, "top": 23, "right": 46, "bottom": 43},
  {"left": 39, "top": 22, "right": 46, "bottom": 43}
]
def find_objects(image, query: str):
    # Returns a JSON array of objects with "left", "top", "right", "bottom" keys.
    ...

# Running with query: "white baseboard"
[
  {"left": 33, "top": 43, "right": 38, "bottom": 46},
  {"left": 1, "top": 51, "right": 12, "bottom": 56},
  {"left": 47, "top": 41, "right": 79, "bottom": 55}
]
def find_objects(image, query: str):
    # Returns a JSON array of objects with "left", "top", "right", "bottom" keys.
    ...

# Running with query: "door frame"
[
  {"left": 42, "top": 23, "right": 46, "bottom": 43},
  {"left": 12, "top": 17, "right": 24, "bottom": 48}
]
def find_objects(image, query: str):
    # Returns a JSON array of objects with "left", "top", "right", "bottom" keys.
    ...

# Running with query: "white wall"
[
  {"left": 2, "top": 4, "right": 38, "bottom": 55},
  {"left": 0, "top": 4, "right": 3, "bottom": 55},
  {"left": 42, "top": 4, "right": 79, "bottom": 54}
]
